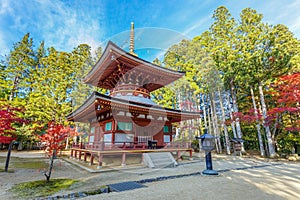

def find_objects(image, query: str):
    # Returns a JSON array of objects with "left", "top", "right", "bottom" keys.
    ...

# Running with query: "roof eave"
[{"left": 82, "top": 41, "right": 185, "bottom": 87}]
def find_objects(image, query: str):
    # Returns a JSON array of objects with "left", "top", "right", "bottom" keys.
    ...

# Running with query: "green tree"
[
  {"left": 1, "top": 33, "right": 37, "bottom": 149},
  {"left": 4, "top": 33, "right": 35, "bottom": 103},
  {"left": 70, "top": 44, "right": 95, "bottom": 110},
  {"left": 25, "top": 47, "right": 73, "bottom": 125},
  {"left": 199, "top": 6, "right": 244, "bottom": 146},
  {"left": 237, "top": 8, "right": 300, "bottom": 157}
]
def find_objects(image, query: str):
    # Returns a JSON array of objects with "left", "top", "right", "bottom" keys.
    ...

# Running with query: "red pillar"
[
  {"left": 177, "top": 150, "right": 181, "bottom": 160},
  {"left": 90, "top": 154, "right": 94, "bottom": 165},
  {"left": 74, "top": 150, "right": 78, "bottom": 159},
  {"left": 121, "top": 152, "right": 126, "bottom": 166},
  {"left": 189, "top": 150, "right": 193, "bottom": 160},
  {"left": 84, "top": 152, "right": 87, "bottom": 161},
  {"left": 78, "top": 151, "right": 82, "bottom": 160},
  {"left": 98, "top": 153, "right": 103, "bottom": 168}
]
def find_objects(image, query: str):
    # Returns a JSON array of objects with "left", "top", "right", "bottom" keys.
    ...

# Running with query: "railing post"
[
  {"left": 74, "top": 150, "right": 77, "bottom": 159},
  {"left": 84, "top": 152, "right": 87, "bottom": 161},
  {"left": 177, "top": 150, "right": 181, "bottom": 160},
  {"left": 189, "top": 150, "right": 193, "bottom": 160},
  {"left": 97, "top": 152, "right": 103, "bottom": 169},
  {"left": 90, "top": 153, "right": 94, "bottom": 165},
  {"left": 78, "top": 151, "right": 82, "bottom": 160},
  {"left": 121, "top": 152, "right": 126, "bottom": 166}
]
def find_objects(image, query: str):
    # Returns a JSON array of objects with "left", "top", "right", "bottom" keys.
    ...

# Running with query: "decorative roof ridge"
[
  {"left": 82, "top": 41, "right": 185, "bottom": 84},
  {"left": 107, "top": 41, "right": 185, "bottom": 74}
]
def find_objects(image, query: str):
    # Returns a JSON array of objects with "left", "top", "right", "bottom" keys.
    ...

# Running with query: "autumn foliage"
[
  {"left": 271, "top": 72, "right": 300, "bottom": 105},
  {"left": 226, "top": 72, "right": 300, "bottom": 132},
  {"left": 40, "top": 121, "right": 69, "bottom": 156},
  {"left": 0, "top": 104, "right": 25, "bottom": 142},
  {"left": 268, "top": 72, "right": 300, "bottom": 131}
]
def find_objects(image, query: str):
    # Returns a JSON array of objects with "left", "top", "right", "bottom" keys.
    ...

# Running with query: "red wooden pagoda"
[{"left": 67, "top": 23, "right": 201, "bottom": 166}]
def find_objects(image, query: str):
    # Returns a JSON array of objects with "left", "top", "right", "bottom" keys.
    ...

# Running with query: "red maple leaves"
[
  {"left": 40, "top": 121, "right": 69, "bottom": 156},
  {"left": 271, "top": 72, "right": 300, "bottom": 106},
  {"left": 226, "top": 72, "right": 299, "bottom": 131},
  {"left": 0, "top": 104, "right": 25, "bottom": 143},
  {"left": 268, "top": 72, "right": 300, "bottom": 131}
]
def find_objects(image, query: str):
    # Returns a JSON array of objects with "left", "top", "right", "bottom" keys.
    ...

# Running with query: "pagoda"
[{"left": 67, "top": 23, "right": 201, "bottom": 150}]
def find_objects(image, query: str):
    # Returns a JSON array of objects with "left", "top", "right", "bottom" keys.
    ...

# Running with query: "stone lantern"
[{"left": 196, "top": 129, "right": 218, "bottom": 175}]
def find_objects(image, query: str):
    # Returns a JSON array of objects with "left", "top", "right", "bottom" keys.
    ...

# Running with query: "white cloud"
[
  {"left": 183, "top": 15, "right": 211, "bottom": 37},
  {"left": 245, "top": 0, "right": 300, "bottom": 38},
  {"left": 0, "top": 0, "right": 105, "bottom": 54},
  {"left": 0, "top": 0, "right": 12, "bottom": 15},
  {"left": 34, "top": 0, "right": 105, "bottom": 52},
  {"left": 0, "top": 31, "right": 8, "bottom": 59},
  {"left": 0, "top": 0, "right": 16, "bottom": 56},
  {"left": 281, "top": 1, "right": 300, "bottom": 38},
  {"left": 289, "top": 16, "right": 300, "bottom": 33}
]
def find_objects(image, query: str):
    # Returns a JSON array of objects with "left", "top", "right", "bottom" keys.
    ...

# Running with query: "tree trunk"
[
  {"left": 9, "top": 59, "right": 23, "bottom": 101},
  {"left": 218, "top": 88, "right": 230, "bottom": 155},
  {"left": 210, "top": 103, "right": 219, "bottom": 153},
  {"left": 207, "top": 99, "right": 212, "bottom": 134},
  {"left": 178, "top": 92, "right": 185, "bottom": 141},
  {"left": 250, "top": 86, "right": 265, "bottom": 157},
  {"left": 4, "top": 141, "right": 13, "bottom": 172},
  {"left": 210, "top": 95, "right": 222, "bottom": 153},
  {"left": 198, "top": 117, "right": 202, "bottom": 136},
  {"left": 230, "top": 82, "right": 245, "bottom": 152},
  {"left": 44, "top": 150, "right": 56, "bottom": 182},
  {"left": 227, "top": 92, "right": 237, "bottom": 138},
  {"left": 201, "top": 94, "right": 208, "bottom": 129},
  {"left": 258, "top": 82, "right": 276, "bottom": 157},
  {"left": 65, "top": 136, "right": 69, "bottom": 149},
  {"left": 17, "top": 138, "right": 23, "bottom": 151},
  {"left": 272, "top": 113, "right": 280, "bottom": 151},
  {"left": 9, "top": 76, "right": 19, "bottom": 101},
  {"left": 212, "top": 92, "right": 222, "bottom": 153}
]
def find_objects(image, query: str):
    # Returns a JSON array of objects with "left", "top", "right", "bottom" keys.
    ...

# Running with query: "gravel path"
[
  {"left": 90, "top": 163, "right": 300, "bottom": 200},
  {"left": 1, "top": 151, "right": 299, "bottom": 200}
]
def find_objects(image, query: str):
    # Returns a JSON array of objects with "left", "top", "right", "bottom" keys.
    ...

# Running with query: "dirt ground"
[{"left": 0, "top": 150, "right": 299, "bottom": 200}]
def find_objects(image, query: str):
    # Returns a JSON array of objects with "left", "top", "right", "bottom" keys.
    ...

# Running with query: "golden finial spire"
[{"left": 129, "top": 22, "right": 137, "bottom": 56}]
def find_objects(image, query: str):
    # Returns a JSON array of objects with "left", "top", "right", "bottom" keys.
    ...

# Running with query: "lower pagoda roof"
[{"left": 66, "top": 91, "right": 201, "bottom": 123}]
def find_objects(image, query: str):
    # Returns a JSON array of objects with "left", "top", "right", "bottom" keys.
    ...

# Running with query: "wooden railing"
[
  {"left": 164, "top": 141, "right": 191, "bottom": 149},
  {"left": 137, "top": 136, "right": 153, "bottom": 143},
  {"left": 72, "top": 140, "right": 191, "bottom": 151},
  {"left": 72, "top": 142, "right": 146, "bottom": 150}
]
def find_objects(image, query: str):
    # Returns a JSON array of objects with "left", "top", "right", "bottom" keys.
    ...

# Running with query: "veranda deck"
[{"left": 70, "top": 147, "right": 193, "bottom": 168}]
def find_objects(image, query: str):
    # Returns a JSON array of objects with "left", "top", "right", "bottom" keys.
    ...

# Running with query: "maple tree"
[
  {"left": 227, "top": 110, "right": 260, "bottom": 125},
  {"left": 40, "top": 121, "right": 69, "bottom": 182},
  {"left": 226, "top": 73, "right": 300, "bottom": 153},
  {"left": 0, "top": 103, "right": 26, "bottom": 172},
  {"left": 0, "top": 105, "right": 24, "bottom": 136},
  {"left": 268, "top": 73, "right": 300, "bottom": 131}
]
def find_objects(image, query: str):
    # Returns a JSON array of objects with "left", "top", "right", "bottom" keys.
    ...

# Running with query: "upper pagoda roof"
[
  {"left": 83, "top": 41, "right": 184, "bottom": 92},
  {"left": 66, "top": 91, "right": 201, "bottom": 123}
]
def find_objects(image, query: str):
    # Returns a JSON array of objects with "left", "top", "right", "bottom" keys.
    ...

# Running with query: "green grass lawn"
[
  {"left": 10, "top": 179, "right": 79, "bottom": 198},
  {"left": 0, "top": 156, "right": 49, "bottom": 170},
  {"left": 1, "top": 156, "right": 80, "bottom": 198},
  {"left": 0, "top": 168, "right": 14, "bottom": 172}
]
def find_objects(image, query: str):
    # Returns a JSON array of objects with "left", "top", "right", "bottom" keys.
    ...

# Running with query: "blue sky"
[{"left": 1, "top": 0, "right": 300, "bottom": 61}]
